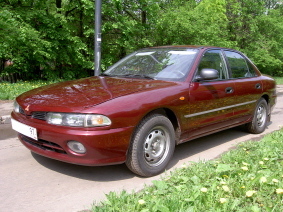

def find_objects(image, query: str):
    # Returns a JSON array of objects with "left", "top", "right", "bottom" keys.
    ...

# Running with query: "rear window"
[{"left": 224, "top": 51, "right": 257, "bottom": 78}]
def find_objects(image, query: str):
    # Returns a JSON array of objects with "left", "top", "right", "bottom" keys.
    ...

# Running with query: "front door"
[{"left": 184, "top": 49, "right": 235, "bottom": 140}]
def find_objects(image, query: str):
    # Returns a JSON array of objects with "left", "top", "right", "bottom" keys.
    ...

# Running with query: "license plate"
[{"left": 11, "top": 119, "right": 38, "bottom": 140}]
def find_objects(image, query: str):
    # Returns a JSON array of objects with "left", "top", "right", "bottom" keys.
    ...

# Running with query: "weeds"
[{"left": 92, "top": 129, "right": 283, "bottom": 211}]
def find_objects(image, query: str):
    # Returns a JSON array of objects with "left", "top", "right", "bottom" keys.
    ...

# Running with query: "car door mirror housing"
[{"left": 196, "top": 68, "right": 219, "bottom": 81}]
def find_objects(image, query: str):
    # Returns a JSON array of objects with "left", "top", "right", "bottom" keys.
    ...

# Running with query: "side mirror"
[{"left": 196, "top": 68, "right": 219, "bottom": 81}]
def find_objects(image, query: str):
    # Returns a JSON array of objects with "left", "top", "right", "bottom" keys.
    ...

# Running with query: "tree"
[
  {"left": 101, "top": 0, "right": 161, "bottom": 69},
  {"left": 0, "top": 0, "right": 93, "bottom": 80},
  {"left": 1, "top": 0, "right": 282, "bottom": 81},
  {"left": 225, "top": 0, "right": 283, "bottom": 75},
  {"left": 152, "top": 0, "right": 235, "bottom": 47}
]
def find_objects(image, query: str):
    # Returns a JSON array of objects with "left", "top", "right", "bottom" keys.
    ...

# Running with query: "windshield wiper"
[
  {"left": 100, "top": 73, "right": 155, "bottom": 80},
  {"left": 99, "top": 73, "right": 111, "bottom": 76},
  {"left": 118, "top": 74, "right": 155, "bottom": 80}
]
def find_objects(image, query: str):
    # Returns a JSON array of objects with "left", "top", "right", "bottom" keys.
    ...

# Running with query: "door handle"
[
  {"left": 225, "top": 87, "right": 234, "bottom": 94},
  {"left": 255, "top": 83, "right": 261, "bottom": 89}
]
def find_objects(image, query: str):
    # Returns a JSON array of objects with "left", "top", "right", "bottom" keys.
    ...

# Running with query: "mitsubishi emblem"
[{"left": 25, "top": 105, "right": 30, "bottom": 112}]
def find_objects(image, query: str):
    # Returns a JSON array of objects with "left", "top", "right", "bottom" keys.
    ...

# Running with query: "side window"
[
  {"left": 224, "top": 51, "right": 257, "bottom": 78},
  {"left": 246, "top": 60, "right": 258, "bottom": 77},
  {"left": 198, "top": 50, "right": 228, "bottom": 80}
]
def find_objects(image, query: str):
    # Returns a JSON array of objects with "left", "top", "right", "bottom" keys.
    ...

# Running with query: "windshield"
[{"left": 104, "top": 48, "right": 198, "bottom": 81}]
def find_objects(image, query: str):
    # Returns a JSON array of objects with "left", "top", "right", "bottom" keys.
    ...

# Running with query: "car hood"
[{"left": 17, "top": 76, "right": 178, "bottom": 112}]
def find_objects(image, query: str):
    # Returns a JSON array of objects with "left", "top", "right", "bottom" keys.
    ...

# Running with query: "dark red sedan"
[{"left": 11, "top": 46, "right": 277, "bottom": 177}]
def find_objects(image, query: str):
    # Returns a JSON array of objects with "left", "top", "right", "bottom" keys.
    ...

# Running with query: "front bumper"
[{"left": 12, "top": 112, "right": 134, "bottom": 166}]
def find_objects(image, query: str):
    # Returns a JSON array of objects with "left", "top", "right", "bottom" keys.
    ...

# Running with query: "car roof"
[{"left": 147, "top": 45, "right": 235, "bottom": 51}]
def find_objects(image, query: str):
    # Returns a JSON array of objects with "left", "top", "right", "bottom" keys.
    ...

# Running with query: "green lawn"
[
  {"left": 91, "top": 128, "right": 283, "bottom": 211},
  {"left": 274, "top": 77, "right": 283, "bottom": 85},
  {"left": 0, "top": 80, "right": 62, "bottom": 100}
]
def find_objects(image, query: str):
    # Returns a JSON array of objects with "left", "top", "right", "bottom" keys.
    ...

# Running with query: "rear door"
[
  {"left": 223, "top": 50, "right": 263, "bottom": 123},
  {"left": 186, "top": 49, "right": 236, "bottom": 139}
]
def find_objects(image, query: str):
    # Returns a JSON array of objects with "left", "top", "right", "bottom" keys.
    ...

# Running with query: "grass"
[
  {"left": 274, "top": 77, "right": 283, "bottom": 85},
  {"left": 0, "top": 80, "right": 63, "bottom": 100},
  {"left": 0, "top": 77, "right": 282, "bottom": 100},
  {"left": 91, "top": 128, "right": 283, "bottom": 212}
]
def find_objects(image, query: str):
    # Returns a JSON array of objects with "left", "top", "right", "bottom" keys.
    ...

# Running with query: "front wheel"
[
  {"left": 245, "top": 98, "right": 268, "bottom": 134},
  {"left": 126, "top": 114, "right": 175, "bottom": 177}
]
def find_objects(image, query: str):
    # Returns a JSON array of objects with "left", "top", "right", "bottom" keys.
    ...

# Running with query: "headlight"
[
  {"left": 46, "top": 113, "right": 111, "bottom": 127},
  {"left": 14, "top": 101, "right": 20, "bottom": 113}
]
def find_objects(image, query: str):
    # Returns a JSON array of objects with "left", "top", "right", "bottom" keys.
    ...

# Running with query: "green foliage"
[
  {"left": 153, "top": 0, "right": 283, "bottom": 76},
  {"left": 0, "top": 0, "right": 283, "bottom": 80},
  {"left": 245, "top": 8, "right": 283, "bottom": 76},
  {"left": 0, "top": 5, "right": 52, "bottom": 75},
  {"left": 225, "top": 0, "right": 283, "bottom": 76},
  {"left": 101, "top": 0, "right": 160, "bottom": 69},
  {"left": 91, "top": 128, "right": 283, "bottom": 211},
  {"left": 0, "top": 0, "right": 93, "bottom": 80},
  {"left": 153, "top": 0, "right": 235, "bottom": 47}
]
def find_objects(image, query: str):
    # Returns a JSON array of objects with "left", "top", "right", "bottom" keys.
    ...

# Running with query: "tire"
[
  {"left": 245, "top": 98, "right": 268, "bottom": 134},
  {"left": 126, "top": 114, "right": 175, "bottom": 177}
]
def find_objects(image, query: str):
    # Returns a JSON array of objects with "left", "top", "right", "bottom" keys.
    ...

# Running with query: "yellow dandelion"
[
  {"left": 246, "top": 190, "right": 257, "bottom": 197},
  {"left": 276, "top": 189, "right": 283, "bottom": 194},
  {"left": 241, "top": 166, "right": 249, "bottom": 171},
  {"left": 200, "top": 188, "right": 208, "bottom": 193},
  {"left": 272, "top": 179, "right": 279, "bottom": 183},
  {"left": 219, "top": 198, "right": 227, "bottom": 204},
  {"left": 260, "top": 177, "right": 267, "bottom": 183},
  {"left": 241, "top": 186, "right": 246, "bottom": 189},
  {"left": 138, "top": 199, "right": 146, "bottom": 205},
  {"left": 222, "top": 185, "right": 230, "bottom": 192}
]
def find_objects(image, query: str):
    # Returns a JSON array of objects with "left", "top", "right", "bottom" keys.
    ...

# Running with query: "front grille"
[
  {"left": 18, "top": 105, "right": 47, "bottom": 121},
  {"left": 32, "top": 112, "right": 47, "bottom": 120},
  {"left": 20, "top": 134, "right": 67, "bottom": 154},
  {"left": 19, "top": 106, "right": 25, "bottom": 115}
]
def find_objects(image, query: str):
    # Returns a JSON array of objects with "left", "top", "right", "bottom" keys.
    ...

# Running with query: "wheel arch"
[
  {"left": 261, "top": 94, "right": 271, "bottom": 118},
  {"left": 126, "top": 109, "right": 177, "bottom": 176},
  {"left": 132, "top": 107, "right": 181, "bottom": 146},
  {"left": 261, "top": 94, "right": 269, "bottom": 104}
]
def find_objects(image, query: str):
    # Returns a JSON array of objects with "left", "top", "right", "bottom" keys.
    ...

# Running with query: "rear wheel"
[
  {"left": 126, "top": 114, "right": 175, "bottom": 177},
  {"left": 245, "top": 98, "right": 268, "bottom": 134}
]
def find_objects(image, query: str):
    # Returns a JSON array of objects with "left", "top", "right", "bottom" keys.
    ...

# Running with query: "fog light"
[{"left": 67, "top": 141, "right": 86, "bottom": 154}]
